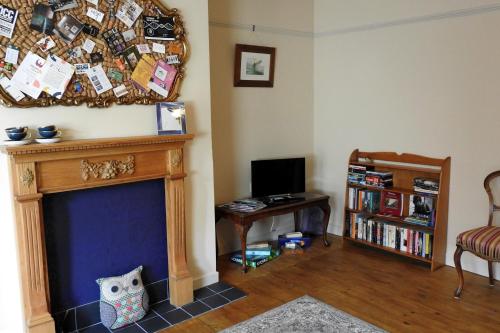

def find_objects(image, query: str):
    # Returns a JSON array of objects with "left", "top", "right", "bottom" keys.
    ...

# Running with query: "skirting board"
[{"left": 193, "top": 271, "right": 220, "bottom": 290}]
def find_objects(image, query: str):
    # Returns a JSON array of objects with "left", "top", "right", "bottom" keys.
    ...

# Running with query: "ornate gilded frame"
[{"left": 0, "top": 1, "right": 189, "bottom": 108}]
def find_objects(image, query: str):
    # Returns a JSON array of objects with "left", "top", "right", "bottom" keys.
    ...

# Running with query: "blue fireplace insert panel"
[{"left": 43, "top": 179, "right": 168, "bottom": 313}]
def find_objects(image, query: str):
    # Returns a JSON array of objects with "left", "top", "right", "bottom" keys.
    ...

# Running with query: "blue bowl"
[
  {"left": 38, "top": 130, "right": 58, "bottom": 138},
  {"left": 38, "top": 125, "right": 56, "bottom": 131},
  {"left": 5, "top": 127, "right": 27, "bottom": 134},
  {"left": 7, "top": 131, "right": 27, "bottom": 141}
]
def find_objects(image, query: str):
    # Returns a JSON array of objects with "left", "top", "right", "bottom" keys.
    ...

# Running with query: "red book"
[{"left": 380, "top": 191, "right": 403, "bottom": 216}]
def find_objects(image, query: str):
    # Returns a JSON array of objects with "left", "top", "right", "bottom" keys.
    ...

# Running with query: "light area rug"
[{"left": 220, "top": 295, "right": 387, "bottom": 333}]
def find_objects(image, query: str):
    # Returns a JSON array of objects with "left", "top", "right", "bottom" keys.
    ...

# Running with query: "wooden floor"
[{"left": 167, "top": 235, "right": 500, "bottom": 332}]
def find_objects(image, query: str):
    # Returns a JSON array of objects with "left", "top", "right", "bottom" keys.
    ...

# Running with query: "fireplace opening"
[{"left": 42, "top": 179, "right": 168, "bottom": 330}]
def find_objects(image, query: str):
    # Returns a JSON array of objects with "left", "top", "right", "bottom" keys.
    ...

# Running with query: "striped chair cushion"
[{"left": 456, "top": 226, "right": 500, "bottom": 260}]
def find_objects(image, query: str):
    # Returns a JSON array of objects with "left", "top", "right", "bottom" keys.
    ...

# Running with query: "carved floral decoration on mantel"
[{"left": 81, "top": 155, "right": 135, "bottom": 181}]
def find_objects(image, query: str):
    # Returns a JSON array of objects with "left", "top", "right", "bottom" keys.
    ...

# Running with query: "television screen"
[{"left": 251, "top": 158, "right": 305, "bottom": 198}]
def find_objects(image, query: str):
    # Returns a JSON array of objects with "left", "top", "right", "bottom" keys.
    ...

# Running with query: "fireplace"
[{"left": 1, "top": 135, "right": 194, "bottom": 333}]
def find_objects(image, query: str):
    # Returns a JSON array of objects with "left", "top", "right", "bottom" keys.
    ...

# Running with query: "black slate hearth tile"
[
  {"left": 54, "top": 308, "right": 76, "bottom": 333},
  {"left": 146, "top": 280, "right": 169, "bottom": 304},
  {"left": 182, "top": 301, "right": 211, "bottom": 317},
  {"left": 79, "top": 323, "right": 110, "bottom": 333},
  {"left": 111, "top": 323, "right": 143, "bottom": 333},
  {"left": 220, "top": 287, "right": 247, "bottom": 301},
  {"left": 194, "top": 287, "right": 216, "bottom": 300},
  {"left": 137, "top": 316, "right": 171, "bottom": 333},
  {"left": 202, "top": 294, "right": 230, "bottom": 309},
  {"left": 206, "top": 281, "right": 232, "bottom": 293},
  {"left": 136, "top": 310, "right": 157, "bottom": 323},
  {"left": 76, "top": 301, "right": 101, "bottom": 329},
  {"left": 159, "top": 308, "right": 191, "bottom": 325},
  {"left": 151, "top": 299, "right": 176, "bottom": 314}
]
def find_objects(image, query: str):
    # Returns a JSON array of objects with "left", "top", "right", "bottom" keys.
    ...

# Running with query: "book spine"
[{"left": 246, "top": 250, "right": 271, "bottom": 256}]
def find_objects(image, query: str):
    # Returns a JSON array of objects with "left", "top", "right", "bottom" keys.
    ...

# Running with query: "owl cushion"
[{"left": 96, "top": 266, "right": 149, "bottom": 329}]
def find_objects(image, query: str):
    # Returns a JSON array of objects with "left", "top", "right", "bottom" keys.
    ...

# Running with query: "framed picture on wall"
[
  {"left": 156, "top": 102, "right": 187, "bottom": 135},
  {"left": 234, "top": 44, "right": 276, "bottom": 87}
]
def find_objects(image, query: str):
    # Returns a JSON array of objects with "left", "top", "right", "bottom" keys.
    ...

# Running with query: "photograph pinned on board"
[
  {"left": 49, "top": 0, "right": 78, "bottom": 12},
  {"left": 30, "top": 4, "right": 54, "bottom": 35},
  {"left": 54, "top": 14, "right": 83, "bottom": 44},
  {"left": 156, "top": 102, "right": 187, "bottom": 135},
  {"left": 234, "top": 44, "right": 276, "bottom": 87}
]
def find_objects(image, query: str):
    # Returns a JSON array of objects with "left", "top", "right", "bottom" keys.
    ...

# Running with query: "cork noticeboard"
[{"left": 0, "top": 0, "right": 188, "bottom": 108}]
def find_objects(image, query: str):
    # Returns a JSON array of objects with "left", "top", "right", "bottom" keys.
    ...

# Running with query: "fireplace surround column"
[{"left": 2, "top": 135, "right": 194, "bottom": 333}]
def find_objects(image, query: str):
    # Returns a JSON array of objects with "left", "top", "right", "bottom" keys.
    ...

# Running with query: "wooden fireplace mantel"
[{"left": 2, "top": 134, "right": 194, "bottom": 333}]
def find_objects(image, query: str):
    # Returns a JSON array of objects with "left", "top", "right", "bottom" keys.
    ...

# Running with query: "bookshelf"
[{"left": 343, "top": 150, "right": 450, "bottom": 271}]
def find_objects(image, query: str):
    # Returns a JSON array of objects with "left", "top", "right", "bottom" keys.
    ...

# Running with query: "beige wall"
[
  {"left": 209, "top": 0, "right": 315, "bottom": 253},
  {"left": 0, "top": 1, "right": 216, "bottom": 331},
  {"left": 314, "top": 1, "right": 500, "bottom": 278}
]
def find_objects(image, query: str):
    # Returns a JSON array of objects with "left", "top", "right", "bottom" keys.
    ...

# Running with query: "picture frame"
[
  {"left": 156, "top": 102, "right": 187, "bottom": 135},
  {"left": 234, "top": 44, "right": 276, "bottom": 87}
]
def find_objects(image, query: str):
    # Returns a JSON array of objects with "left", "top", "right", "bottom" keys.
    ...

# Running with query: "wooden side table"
[{"left": 215, "top": 192, "right": 331, "bottom": 272}]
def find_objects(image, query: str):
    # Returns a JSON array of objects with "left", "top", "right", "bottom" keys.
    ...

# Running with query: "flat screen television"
[{"left": 251, "top": 158, "right": 305, "bottom": 198}]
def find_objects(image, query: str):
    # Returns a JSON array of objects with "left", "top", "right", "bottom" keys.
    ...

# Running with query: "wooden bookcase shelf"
[{"left": 343, "top": 150, "right": 451, "bottom": 271}]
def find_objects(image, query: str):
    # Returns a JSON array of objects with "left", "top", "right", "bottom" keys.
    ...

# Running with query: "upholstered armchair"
[{"left": 454, "top": 171, "right": 500, "bottom": 298}]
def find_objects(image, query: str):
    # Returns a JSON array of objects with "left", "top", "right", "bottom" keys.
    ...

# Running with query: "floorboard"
[{"left": 166, "top": 235, "right": 500, "bottom": 332}]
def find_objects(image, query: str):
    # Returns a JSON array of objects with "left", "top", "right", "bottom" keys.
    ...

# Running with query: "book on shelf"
[
  {"left": 348, "top": 188, "right": 381, "bottom": 213},
  {"left": 413, "top": 178, "right": 439, "bottom": 194},
  {"left": 347, "top": 164, "right": 374, "bottom": 185},
  {"left": 408, "top": 194, "right": 435, "bottom": 227},
  {"left": 365, "top": 171, "right": 393, "bottom": 188},
  {"left": 345, "top": 216, "right": 433, "bottom": 259},
  {"left": 380, "top": 191, "right": 403, "bottom": 217}
]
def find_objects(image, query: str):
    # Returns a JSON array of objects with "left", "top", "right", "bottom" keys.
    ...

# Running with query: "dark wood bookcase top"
[{"left": 343, "top": 150, "right": 451, "bottom": 271}]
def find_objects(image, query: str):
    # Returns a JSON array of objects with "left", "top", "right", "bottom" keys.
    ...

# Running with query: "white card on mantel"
[
  {"left": 86, "top": 8, "right": 104, "bottom": 23},
  {"left": 152, "top": 43, "right": 165, "bottom": 54},
  {"left": 136, "top": 44, "right": 151, "bottom": 54},
  {"left": 82, "top": 38, "right": 95, "bottom": 53}
]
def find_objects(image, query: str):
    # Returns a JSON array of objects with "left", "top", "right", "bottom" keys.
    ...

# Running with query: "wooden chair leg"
[
  {"left": 488, "top": 261, "right": 495, "bottom": 287},
  {"left": 454, "top": 245, "right": 465, "bottom": 299}
]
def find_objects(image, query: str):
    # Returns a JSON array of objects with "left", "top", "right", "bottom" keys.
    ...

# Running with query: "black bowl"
[
  {"left": 38, "top": 125, "right": 56, "bottom": 131},
  {"left": 6, "top": 131, "right": 27, "bottom": 141},
  {"left": 38, "top": 130, "right": 58, "bottom": 139},
  {"left": 5, "top": 127, "right": 27, "bottom": 134}
]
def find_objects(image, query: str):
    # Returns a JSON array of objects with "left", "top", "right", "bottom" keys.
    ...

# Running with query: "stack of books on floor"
[
  {"left": 347, "top": 188, "right": 381, "bottom": 213},
  {"left": 404, "top": 194, "right": 435, "bottom": 227},
  {"left": 218, "top": 199, "right": 266, "bottom": 212},
  {"left": 413, "top": 178, "right": 439, "bottom": 195},
  {"left": 278, "top": 232, "right": 312, "bottom": 255},
  {"left": 365, "top": 171, "right": 393, "bottom": 188},
  {"left": 347, "top": 164, "right": 373, "bottom": 185},
  {"left": 230, "top": 242, "right": 280, "bottom": 268},
  {"left": 346, "top": 218, "right": 433, "bottom": 259}
]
